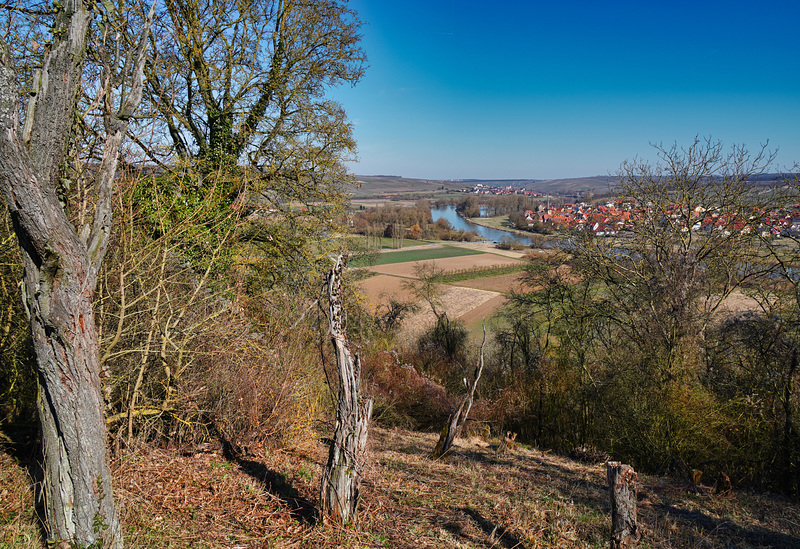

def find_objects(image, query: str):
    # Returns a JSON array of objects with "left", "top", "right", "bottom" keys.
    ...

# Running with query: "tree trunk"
[
  {"left": 320, "top": 255, "right": 372, "bottom": 524},
  {"left": 607, "top": 461, "right": 640, "bottom": 549},
  {"left": 431, "top": 324, "right": 486, "bottom": 459},
  {"left": 0, "top": 2, "right": 153, "bottom": 545},
  {"left": 34, "top": 277, "right": 121, "bottom": 547}
]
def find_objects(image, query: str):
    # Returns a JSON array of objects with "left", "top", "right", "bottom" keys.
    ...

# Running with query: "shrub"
[
  {"left": 417, "top": 315, "right": 468, "bottom": 362},
  {"left": 0, "top": 209, "right": 36, "bottom": 425},
  {"left": 496, "top": 237, "right": 526, "bottom": 251},
  {"left": 362, "top": 350, "right": 451, "bottom": 430}
]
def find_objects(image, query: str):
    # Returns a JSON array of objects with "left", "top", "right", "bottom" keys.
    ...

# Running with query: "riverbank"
[
  {"left": 466, "top": 214, "right": 522, "bottom": 234},
  {"left": 435, "top": 205, "right": 532, "bottom": 245},
  {"left": 467, "top": 214, "right": 563, "bottom": 247}
]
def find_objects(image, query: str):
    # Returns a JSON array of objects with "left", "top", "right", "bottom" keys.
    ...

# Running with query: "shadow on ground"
[
  {"left": 655, "top": 503, "right": 800, "bottom": 548},
  {"left": 460, "top": 507, "right": 526, "bottom": 548},
  {"left": 218, "top": 436, "right": 319, "bottom": 526}
]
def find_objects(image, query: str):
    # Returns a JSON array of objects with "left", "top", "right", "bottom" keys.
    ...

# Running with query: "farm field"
[
  {"left": 366, "top": 251, "right": 522, "bottom": 277},
  {"left": 451, "top": 271, "right": 528, "bottom": 293},
  {"left": 340, "top": 234, "right": 433, "bottom": 251},
  {"left": 353, "top": 244, "right": 484, "bottom": 267},
  {"left": 467, "top": 215, "right": 514, "bottom": 230},
  {"left": 356, "top": 243, "right": 530, "bottom": 341}
]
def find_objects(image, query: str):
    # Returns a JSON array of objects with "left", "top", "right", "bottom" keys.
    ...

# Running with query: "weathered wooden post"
[
  {"left": 321, "top": 255, "right": 373, "bottom": 524},
  {"left": 607, "top": 461, "right": 640, "bottom": 548}
]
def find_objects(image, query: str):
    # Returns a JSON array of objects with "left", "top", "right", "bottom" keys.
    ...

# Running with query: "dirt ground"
[
  {"left": 394, "top": 286, "right": 503, "bottom": 342},
  {"left": 357, "top": 272, "right": 524, "bottom": 309},
  {"left": 457, "top": 294, "right": 508, "bottom": 329},
  {"left": 356, "top": 247, "right": 529, "bottom": 343},
  {"left": 357, "top": 274, "right": 420, "bottom": 309}
]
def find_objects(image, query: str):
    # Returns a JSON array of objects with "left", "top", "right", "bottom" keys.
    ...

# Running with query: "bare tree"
[
  {"left": 431, "top": 323, "right": 486, "bottom": 459},
  {"left": 0, "top": 1, "right": 153, "bottom": 546},
  {"left": 140, "top": 0, "right": 364, "bottom": 195},
  {"left": 575, "top": 138, "right": 775, "bottom": 379}
]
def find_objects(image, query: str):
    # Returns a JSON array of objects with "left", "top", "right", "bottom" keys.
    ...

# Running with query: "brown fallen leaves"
[{"left": 3, "top": 427, "right": 800, "bottom": 548}]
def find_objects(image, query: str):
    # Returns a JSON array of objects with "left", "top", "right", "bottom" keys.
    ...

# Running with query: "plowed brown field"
[{"left": 356, "top": 248, "right": 527, "bottom": 342}]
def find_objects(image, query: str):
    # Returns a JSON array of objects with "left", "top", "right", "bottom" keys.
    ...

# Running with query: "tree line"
[{"left": 351, "top": 200, "right": 481, "bottom": 242}]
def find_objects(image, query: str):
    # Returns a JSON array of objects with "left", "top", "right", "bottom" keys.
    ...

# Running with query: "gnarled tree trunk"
[
  {"left": 320, "top": 255, "right": 372, "bottom": 524},
  {"left": 0, "top": 2, "right": 153, "bottom": 546}
]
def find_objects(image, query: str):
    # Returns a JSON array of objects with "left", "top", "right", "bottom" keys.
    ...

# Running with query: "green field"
[
  {"left": 467, "top": 215, "right": 515, "bottom": 230},
  {"left": 433, "top": 263, "right": 526, "bottom": 283},
  {"left": 342, "top": 235, "right": 433, "bottom": 251},
  {"left": 351, "top": 245, "right": 483, "bottom": 267}
]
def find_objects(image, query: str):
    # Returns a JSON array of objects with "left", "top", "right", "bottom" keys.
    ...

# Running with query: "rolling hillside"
[
  {"left": 350, "top": 173, "right": 788, "bottom": 200},
  {"left": 349, "top": 175, "right": 619, "bottom": 198}
]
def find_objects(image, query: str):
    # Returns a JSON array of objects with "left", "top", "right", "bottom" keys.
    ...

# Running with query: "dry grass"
[
  {"left": 2, "top": 427, "right": 799, "bottom": 548},
  {"left": 0, "top": 450, "right": 42, "bottom": 547}
]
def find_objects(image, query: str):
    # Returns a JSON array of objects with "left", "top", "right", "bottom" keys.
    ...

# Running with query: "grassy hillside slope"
[{"left": 3, "top": 427, "right": 798, "bottom": 548}]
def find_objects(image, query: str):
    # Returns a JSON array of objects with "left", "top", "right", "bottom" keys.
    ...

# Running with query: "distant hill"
[
  {"left": 516, "top": 176, "right": 619, "bottom": 195},
  {"left": 347, "top": 176, "right": 464, "bottom": 198},
  {"left": 349, "top": 173, "right": 788, "bottom": 199},
  {"left": 348, "top": 175, "right": 619, "bottom": 198}
]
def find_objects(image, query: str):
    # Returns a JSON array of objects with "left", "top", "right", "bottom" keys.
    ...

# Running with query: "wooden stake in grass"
[
  {"left": 431, "top": 323, "right": 486, "bottom": 460},
  {"left": 607, "top": 461, "right": 640, "bottom": 549},
  {"left": 321, "top": 255, "right": 373, "bottom": 524}
]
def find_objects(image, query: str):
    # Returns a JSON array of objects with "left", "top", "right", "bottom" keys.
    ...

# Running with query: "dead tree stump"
[
  {"left": 607, "top": 461, "right": 640, "bottom": 548},
  {"left": 320, "top": 255, "right": 373, "bottom": 524}
]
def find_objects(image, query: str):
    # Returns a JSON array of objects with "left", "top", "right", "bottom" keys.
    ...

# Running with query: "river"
[{"left": 430, "top": 205, "right": 533, "bottom": 245}]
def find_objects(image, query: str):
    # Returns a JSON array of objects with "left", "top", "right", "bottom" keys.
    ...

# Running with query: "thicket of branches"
[
  {"left": 481, "top": 140, "right": 800, "bottom": 495},
  {"left": 0, "top": 3, "right": 368, "bottom": 542}
]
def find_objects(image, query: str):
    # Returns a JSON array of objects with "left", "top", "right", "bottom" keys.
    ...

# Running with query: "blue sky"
[{"left": 328, "top": 0, "right": 800, "bottom": 180}]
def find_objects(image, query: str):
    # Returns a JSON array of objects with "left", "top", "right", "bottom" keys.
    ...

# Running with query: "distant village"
[
  {"left": 458, "top": 182, "right": 800, "bottom": 238},
  {"left": 461, "top": 182, "right": 545, "bottom": 197},
  {"left": 520, "top": 201, "right": 800, "bottom": 238}
]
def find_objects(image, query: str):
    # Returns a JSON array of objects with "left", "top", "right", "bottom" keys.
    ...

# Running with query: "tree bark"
[
  {"left": 0, "top": 2, "right": 153, "bottom": 546},
  {"left": 320, "top": 255, "right": 372, "bottom": 524},
  {"left": 607, "top": 461, "right": 640, "bottom": 549},
  {"left": 431, "top": 324, "right": 486, "bottom": 459}
]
